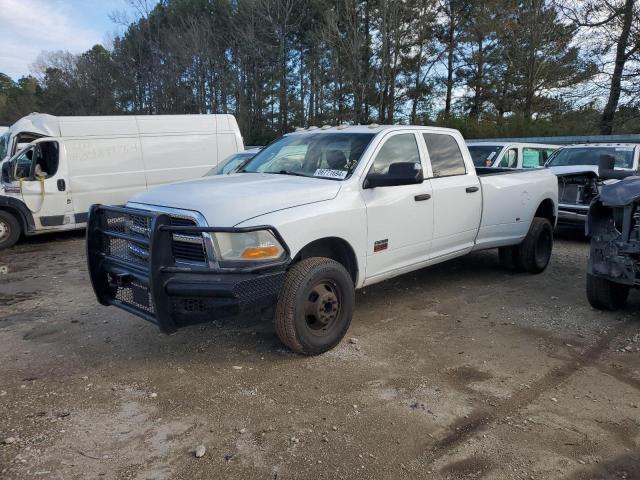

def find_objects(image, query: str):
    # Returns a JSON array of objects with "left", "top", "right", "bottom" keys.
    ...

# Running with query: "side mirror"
[
  {"left": 364, "top": 162, "right": 424, "bottom": 189},
  {"left": 598, "top": 154, "right": 635, "bottom": 180}
]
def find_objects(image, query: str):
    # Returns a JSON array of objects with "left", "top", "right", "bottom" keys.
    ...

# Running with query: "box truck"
[{"left": 0, "top": 113, "right": 243, "bottom": 249}]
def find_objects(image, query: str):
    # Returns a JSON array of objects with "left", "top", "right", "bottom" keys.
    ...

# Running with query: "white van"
[
  {"left": 0, "top": 113, "right": 243, "bottom": 249},
  {"left": 466, "top": 141, "right": 559, "bottom": 169}
]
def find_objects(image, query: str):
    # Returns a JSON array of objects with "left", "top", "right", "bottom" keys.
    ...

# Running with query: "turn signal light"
[{"left": 240, "top": 245, "right": 281, "bottom": 259}]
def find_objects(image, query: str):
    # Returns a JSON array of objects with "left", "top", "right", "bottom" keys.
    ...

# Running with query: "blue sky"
[{"left": 0, "top": 0, "right": 159, "bottom": 80}]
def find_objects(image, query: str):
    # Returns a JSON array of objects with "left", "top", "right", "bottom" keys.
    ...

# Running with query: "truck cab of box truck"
[{"left": 0, "top": 113, "right": 243, "bottom": 250}]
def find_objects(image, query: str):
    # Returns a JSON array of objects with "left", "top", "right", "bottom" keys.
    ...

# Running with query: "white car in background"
[
  {"left": 467, "top": 141, "right": 559, "bottom": 169},
  {"left": 209, "top": 147, "right": 261, "bottom": 175}
]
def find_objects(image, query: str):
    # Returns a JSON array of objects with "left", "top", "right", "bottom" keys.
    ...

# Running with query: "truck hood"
[
  {"left": 549, "top": 165, "right": 635, "bottom": 177},
  {"left": 548, "top": 165, "right": 600, "bottom": 176},
  {"left": 128, "top": 173, "right": 341, "bottom": 226}
]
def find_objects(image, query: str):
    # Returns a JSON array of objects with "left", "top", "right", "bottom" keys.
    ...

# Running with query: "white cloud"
[{"left": 0, "top": 0, "right": 103, "bottom": 79}]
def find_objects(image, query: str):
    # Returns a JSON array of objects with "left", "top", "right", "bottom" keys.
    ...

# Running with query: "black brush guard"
[{"left": 86, "top": 204, "right": 289, "bottom": 333}]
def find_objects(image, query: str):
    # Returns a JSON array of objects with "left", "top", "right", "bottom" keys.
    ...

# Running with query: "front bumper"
[
  {"left": 557, "top": 204, "right": 589, "bottom": 227},
  {"left": 86, "top": 205, "right": 289, "bottom": 333}
]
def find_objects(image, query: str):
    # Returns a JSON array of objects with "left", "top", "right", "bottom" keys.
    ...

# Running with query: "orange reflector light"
[{"left": 240, "top": 245, "right": 281, "bottom": 259}]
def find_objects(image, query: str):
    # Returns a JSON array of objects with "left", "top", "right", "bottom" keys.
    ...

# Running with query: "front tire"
[
  {"left": 586, "top": 273, "right": 629, "bottom": 310},
  {"left": 274, "top": 257, "right": 354, "bottom": 355},
  {"left": 0, "top": 211, "right": 21, "bottom": 250},
  {"left": 517, "top": 217, "right": 553, "bottom": 273}
]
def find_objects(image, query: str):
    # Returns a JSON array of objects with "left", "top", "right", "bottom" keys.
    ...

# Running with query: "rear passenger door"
[{"left": 422, "top": 132, "right": 482, "bottom": 259}]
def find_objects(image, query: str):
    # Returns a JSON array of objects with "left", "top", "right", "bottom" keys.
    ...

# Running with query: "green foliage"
[{"left": 0, "top": 0, "right": 635, "bottom": 143}]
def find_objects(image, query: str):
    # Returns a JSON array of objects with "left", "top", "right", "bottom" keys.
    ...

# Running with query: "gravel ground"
[{"left": 0, "top": 230, "right": 638, "bottom": 479}]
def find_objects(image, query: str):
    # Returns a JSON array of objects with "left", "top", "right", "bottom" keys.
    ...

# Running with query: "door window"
[
  {"left": 14, "top": 148, "right": 34, "bottom": 179},
  {"left": 369, "top": 133, "right": 420, "bottom": 175},
  {"left": 33, "top": 142, "right": 59, "bottom": 178},
  {"left": 498, "top": 148, "right": 518, "bottom": 168},
  {"left": 523, "top": 148, "right": 544, "bottom": 168},
  {"left": 423, "top": 133, "right": 466, "bottom": 177}
]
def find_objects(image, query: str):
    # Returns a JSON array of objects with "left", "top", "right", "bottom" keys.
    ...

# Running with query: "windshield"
[
  {"left": 547, "top": 147, "right": 635, "bottom": 169},
  {"left": 468, "top": 145, "right": 504, "bottom": 167},
  {"left": 0, "top": 132, "right": 9, "bottom": 160},
  {"left": 241, "top": 132, "right": 375, "bottom": 180}
]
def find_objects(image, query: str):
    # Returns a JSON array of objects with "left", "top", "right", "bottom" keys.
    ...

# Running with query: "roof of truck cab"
[
  {"left": 558, "top": 143, "right": 640, "bottom": 149},
  {"left": 285, "top": 125, "right": 462, "bottom": 136},
  {"left": 466, "top": 141, "right": 559, "bottom": 148}
]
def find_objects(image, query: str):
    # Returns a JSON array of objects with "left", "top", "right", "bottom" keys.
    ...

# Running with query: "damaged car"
[
  {"left": 546, "top": 143, "right": 639, "bottom": 227},
  {"left": 586, "top": 158, "right": 640, "bottom": 310}
]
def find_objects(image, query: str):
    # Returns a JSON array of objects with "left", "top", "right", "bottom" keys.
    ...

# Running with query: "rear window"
[
  {"left": 467, "top": 145, "right": 503, "bottom": 167},
  {"left": 548, "top": 147, "right": 635, "bottom": 169},
  {"left": 424, "top": 133, "right": 466, "bottom": 177}
]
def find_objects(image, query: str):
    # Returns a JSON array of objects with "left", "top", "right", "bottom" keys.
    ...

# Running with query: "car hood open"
[{"left": 128, "top": 173, "right": 342, "bottom": 226}]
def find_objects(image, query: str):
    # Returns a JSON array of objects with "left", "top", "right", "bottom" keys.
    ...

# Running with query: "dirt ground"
[{"left": 0, "top": 230, "right": 638, "bottom": 480}]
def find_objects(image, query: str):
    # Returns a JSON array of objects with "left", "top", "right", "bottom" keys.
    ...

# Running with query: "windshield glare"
[
  {"left": 468, "top": 145, "right": 503, "bottom": 167},
  {"left": 241, "top": 133, "right": 375, "bottom": 179},
  {"left": 548, "top": 147, "right": 635, "bottom": 169}
]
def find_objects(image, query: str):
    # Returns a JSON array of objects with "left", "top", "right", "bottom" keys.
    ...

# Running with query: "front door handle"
[
  {"left": 414, "top": 193, "right": 431, "bottom": 201},
  {"left": 466, "top": 186, "right": 479, "bottom": 193}
]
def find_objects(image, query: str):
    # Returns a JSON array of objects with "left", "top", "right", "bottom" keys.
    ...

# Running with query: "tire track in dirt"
[{"left": 423, "top": 323, "right": 627, "bottom": 466}]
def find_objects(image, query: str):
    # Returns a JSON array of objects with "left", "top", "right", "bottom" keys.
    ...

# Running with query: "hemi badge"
[{"left": 374, "top": 239, "right": 388, "bottom": 253}]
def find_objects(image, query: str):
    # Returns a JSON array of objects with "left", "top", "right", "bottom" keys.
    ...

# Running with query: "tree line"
[{"left": 0, "top": 0, "right": 638, "bottom": 145}]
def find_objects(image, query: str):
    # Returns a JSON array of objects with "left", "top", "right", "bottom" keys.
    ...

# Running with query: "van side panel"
[
  {"left": 137, "top": 114, "right": 241, "bottom": 188},
  {"left": 64, "top": 135, "right": 146, "bottom": 215}
]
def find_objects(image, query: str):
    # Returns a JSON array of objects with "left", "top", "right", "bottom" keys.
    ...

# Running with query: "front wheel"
[
  {"left": 586, "top": 273, "right": 629, "bottom": 311},
  {"left": 0, "top": 210, "right": 21, "bottom": 250},
  {"left": 274, "top": 257, "right": 354, "bottom": 355}
]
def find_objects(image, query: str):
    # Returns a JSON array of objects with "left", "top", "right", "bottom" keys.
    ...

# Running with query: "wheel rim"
[
  {"left": 0, "top": 219, "right": 9, "bottom": 242},
  {"left": 535, "top": 228, "right": 552, "bottom": 265},
  {"left": 304, "top": 280, "right": 342, "bottom": 336}
]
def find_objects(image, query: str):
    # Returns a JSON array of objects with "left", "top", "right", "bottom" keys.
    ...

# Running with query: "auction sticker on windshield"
[{"left": 314, "top": 169, "right": 348, "bottom": 179}]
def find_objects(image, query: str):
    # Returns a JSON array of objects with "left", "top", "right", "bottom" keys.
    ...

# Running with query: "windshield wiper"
[{"left": 264, "top": 170, "right": 310, "bottom": 178}]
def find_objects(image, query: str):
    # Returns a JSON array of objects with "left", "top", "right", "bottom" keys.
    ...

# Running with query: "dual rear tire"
[{"left": 499, "top": 217, "right": 553, "bottom": 274}]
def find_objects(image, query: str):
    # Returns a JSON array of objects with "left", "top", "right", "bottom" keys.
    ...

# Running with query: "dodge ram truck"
[{"left": 87, "top": 125, "right": 558, "bottom": 355}]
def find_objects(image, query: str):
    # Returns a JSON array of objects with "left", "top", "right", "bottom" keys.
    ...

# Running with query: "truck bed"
[
  {"left": 473, "top": 166, "right": 558, "bottom": 250},
  {"left": 475, "top": 166, "right": 543, "bottom": 176}
]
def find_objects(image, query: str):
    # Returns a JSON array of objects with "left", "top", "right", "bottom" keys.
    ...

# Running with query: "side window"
[
  {"left": 14, "top": 148, "right": 34, "bottom": 179},
  {"left": 522, "top": 147, "right": 544, "bottom": 168},
  {"left": 33, "top": 141, "right": 59, "bottom": 178},
  {"left": 544, "top": 149, "right": 556, "bottom": 164},
  {"left": 422, "top": 133, "right": 466, "bottom": 177},
  {"left": 369, "top": 133, "right": 420, "bottom": 175},
  {"left": 499, "top": 148, "right": 518, "bottom": 168}
]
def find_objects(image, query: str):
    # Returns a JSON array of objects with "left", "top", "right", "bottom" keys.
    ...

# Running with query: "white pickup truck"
[{"left": 87, "top": 125, "right": 558, "bottom": 355}]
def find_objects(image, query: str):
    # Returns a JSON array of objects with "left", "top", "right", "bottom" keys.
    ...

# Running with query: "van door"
[{"left": 11, "top": 138, "right": 72, "bottom": 229}]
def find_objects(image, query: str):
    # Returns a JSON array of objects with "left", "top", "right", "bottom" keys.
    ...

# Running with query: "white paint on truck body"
[{"left": 128, "top": 125, "right": 558, "bottom": 288}]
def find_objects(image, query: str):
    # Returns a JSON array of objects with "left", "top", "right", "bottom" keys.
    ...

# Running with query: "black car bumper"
[{"left": 86, "top": 205, "right": 289, "bottom": 333}]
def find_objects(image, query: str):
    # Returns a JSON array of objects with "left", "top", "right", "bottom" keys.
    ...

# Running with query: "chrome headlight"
[{"left": 213, "top": 230, "right": 285, "bottom": 261}]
